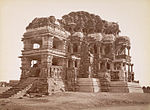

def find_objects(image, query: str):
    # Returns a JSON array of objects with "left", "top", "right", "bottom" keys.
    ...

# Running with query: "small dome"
[
  {"left": 88, "top": 33, "right": 103, "bottom": 41},
  {"left": 102, "top": 34, "right": 115, "bottom": 41},
  {"left": 72, "top": 32, "right": 84, "bottom": 38},
  {"left": 116, "top": 36, "right": 130, "bottom": 45}
]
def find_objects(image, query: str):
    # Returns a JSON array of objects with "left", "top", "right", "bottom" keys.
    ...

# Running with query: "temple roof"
[
  {"left": 26, "top": 11, "right": 120, "bottom": 35},
  {"left": 115, "top": 36, "right": 130, "bottom": 45},
  {"left": 26, "top": 16, "right": 64, "bottom": 30}
]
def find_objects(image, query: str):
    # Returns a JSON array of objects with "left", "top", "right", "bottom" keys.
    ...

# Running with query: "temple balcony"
[
  {"left": 115, "top": 54, "right": 131, "bottom": 62},
  {"left": 21, "top": 48, "right": 66, "bottom": 57},
  {"left": 49, "top": 65, "right": 63, "bottom": 78}
]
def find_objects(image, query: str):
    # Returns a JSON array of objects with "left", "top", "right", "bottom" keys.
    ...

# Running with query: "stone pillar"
[
  {"left": 128, "top": 64, "right": 130, "bottom": 73},
  {"left": 97, "top": 45, "right": 100, "bottom": 54},
  {"left": 20, "top": 57, "right": 31, "bottom": 79},
  {"left": 131, "top": 64, "right": 134, "bottom": 81},
  {"left": 128, "top": 64, "right": 132, "bottom": 82},
  {"left": 78, "top": 45, "right": 81, "bottom": 53},
  {"left": 110, "top": 63, "right": 114, "bottom": 71},
  {"left": 64, "top": 40, "right": 67, "bottom": 52},
  {"left": 40, "top": 55, "right": 53, "bottom": 78},
  {"left": 102, "top": 46, "right": 105, "bottom": 55},
  {"left": 88, "top": 66, "right": 92, "bottom": 78},
  {"left": 63, "top": 58, "right": 67, "bottom": 68},
  {"left": 125, "top": 64, "right": 128, "bottom": 81},
  {"left": 72, "top": 59, "right": 75, "bottom": 68},
  {"left": 42, "top": 35, "right": 53, "bottom": 49},
  {"left": 98, "top": 62, "right": 100, "bottom": 71},
  {"left": 23, "top": 39, "right": 32, "bottom": 50},
  {"left": 123, "top": 48, "right": 126, "bottom": 55},
  {"left": 127, "top": 47, "right": 130, "bottom": 56},
  {"left": 71, "top": 44, "right": 73, "bottom": 53},
  {"left": 131, "top": 64, "right": 133, "bottom": 72},
  {"left": 120, "top": 62, "right": 125, "bottom": 81}
]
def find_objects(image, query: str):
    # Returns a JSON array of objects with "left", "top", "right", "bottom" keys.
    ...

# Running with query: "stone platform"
[
  {"left": 76, "top": 78, "right": 100, "bottom": 92},
  {"left": 76, "top": 78, "right": 143, "bottom": 93},
  {"left": 109, "top": 81, "right": 143, "bottom": 93}
]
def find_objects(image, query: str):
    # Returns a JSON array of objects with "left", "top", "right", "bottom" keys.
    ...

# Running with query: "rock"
[{"left": 18, "top": 97, "right": 23, "bottom": 99}]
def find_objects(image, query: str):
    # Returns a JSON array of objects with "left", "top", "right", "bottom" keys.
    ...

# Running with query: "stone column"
[
  {"left": 20, "top": 57, "right": 31, "bottom": 79},
  {"left": 72, "top": 59, "right": 75, "bottom": 68},
  {"left": 110, "top": 63, "right": 114, "bottom": 71},
  {"left": 40, "top": 55, "right": 53, "bottom": 78},
  {"left": 131, "top": 64, "right": 133, "bottom": 72},
  {"left": 78, "top": 45, "right": 81, "bottom": 53},
  {"left": 42, "top": 35, "right": 53, "bottom": 49},
  {"left": 23, "top": 39, "right": 32, "bottom": 50},
  {"left": 98, "top": 62, "right": 100, "bottom": 71},
  {"left": 123, "top": 48, "right": 126, "bottom": 55},
  {"left": 128, "top": 64, "right": 132, "bottom": 82},
  {"left": 131, "top": 64, "right": 134, "bottom": 81},
  {"left": 125, "top": 64, "right": 128, "bottom": 81},
  {"left": 127, "top": 47, "right": 130, "bottom": 56},
  {"left": 97, "top": 45, "right": 100, "bottom": 54},
  {"left": 128, "top": 64, "right": 130, "bottom": 73},
  {"left": 88, "top": 66, "right": 92, "bottom": 78},
  {"left": 102, "top": 46, "right": 105, "bottom": 55},
  {"left": 64, "top": 40, "right": 67, "bottom": 52},
  {"left": 71, "top": 44, "right": 73, "bottom": 53},
  {"left": 63, "top": 58, "right": 67, "bottom": 68},
  {"left": 120, "top": 62, "right": 125, "bottom": 81}
]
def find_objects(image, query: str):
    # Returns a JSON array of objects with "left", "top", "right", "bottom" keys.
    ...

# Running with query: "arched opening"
[
  {"left": 33, "top": 43, "right": 40, "bottom": 49},
  {"left": 31, "top": 60, "right": 38, "bottom": 67},
  {"left": 30, "top": 60, "right": 40, "bottom": 77},
  {"left": 53, "top": 37, "right": 64, "bottom": 50}
]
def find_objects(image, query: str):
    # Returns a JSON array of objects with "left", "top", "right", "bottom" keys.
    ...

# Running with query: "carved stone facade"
[{"left": 19, "top": 11, "right": 142, "bottom": 94}]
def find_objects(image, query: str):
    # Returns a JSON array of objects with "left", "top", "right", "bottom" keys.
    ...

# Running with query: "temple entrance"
[{"left": 30, "top": 58, "right": 41, "bottom": 77}]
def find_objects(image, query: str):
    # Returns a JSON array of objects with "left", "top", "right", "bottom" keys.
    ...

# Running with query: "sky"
[{"left": 0, "top": 0, "right": 150, "bottom": 86}]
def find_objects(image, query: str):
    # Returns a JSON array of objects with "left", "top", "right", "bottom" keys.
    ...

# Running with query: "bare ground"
[{"left": 0, "top": 92, "right": 150, "bottom": 110}]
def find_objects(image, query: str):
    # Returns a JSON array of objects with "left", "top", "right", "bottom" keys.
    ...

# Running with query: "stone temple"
[{"left": 0, "top": 11, "right": 143, "bottom": 98}]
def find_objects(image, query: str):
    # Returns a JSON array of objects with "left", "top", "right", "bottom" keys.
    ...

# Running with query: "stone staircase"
[
  {"left": 0, "top": 77, "right": 38, "bottom": 98},
  {"left": 99, "top": 79, "right": 110, "bottom": 92},
  {"left": 109, "top": 81, "right": 143, "bottom": 93},
  {"left": 76, "top": 78, "right": 100, "bottom": 92},
  {"left": 109, "top": 81, "right": 129, "bottom": 92},
  {"left": 127, "top": 82, "right": 143, "bottom": 93}
]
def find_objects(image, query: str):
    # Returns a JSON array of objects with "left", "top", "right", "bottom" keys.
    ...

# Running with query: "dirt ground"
[{"left": 0, "top": 92, "right": 150, "bottom": 110}]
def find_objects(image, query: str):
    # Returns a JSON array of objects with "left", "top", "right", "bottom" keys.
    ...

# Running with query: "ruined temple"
[{"left": 0, "top": 11, "right": 143, "bottom": 98}]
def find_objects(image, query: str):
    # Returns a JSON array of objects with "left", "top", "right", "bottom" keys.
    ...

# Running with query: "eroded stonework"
[
  {"left": 0, "top": 11, "right": 143, "bottom": 98},
  {"left": 18, "top": 11, "right": 143, "bottom": 94}
]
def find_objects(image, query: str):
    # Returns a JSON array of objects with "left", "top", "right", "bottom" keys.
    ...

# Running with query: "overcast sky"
[{"left": 0, "top": 0, "right": 150, "bottom": 86}]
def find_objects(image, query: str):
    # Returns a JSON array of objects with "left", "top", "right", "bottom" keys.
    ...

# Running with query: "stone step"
[
  {"left": 109, "top": 81, "right": 143, "bottom": 93},
  {"left": 76, "top": 78, "right": 100, "bottom": 92}
]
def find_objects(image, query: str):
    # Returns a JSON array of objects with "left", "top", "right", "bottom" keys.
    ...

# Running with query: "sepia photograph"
[{"left": 0, "top": 0, "right": 150, "bottom": 109}]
